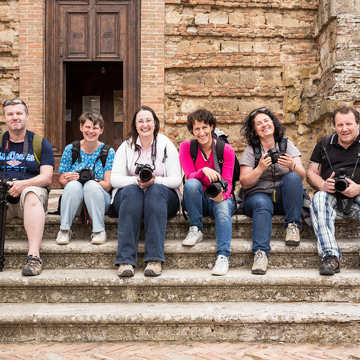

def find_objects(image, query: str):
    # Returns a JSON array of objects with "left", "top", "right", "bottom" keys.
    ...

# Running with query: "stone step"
[
  {"left": 0, "top": 301, "right": 359, "bottom": 343},
  {"left": 0, "top": 268, "right": 359, "bottom": 304},
  {"left": 3, "top": 238, "right": 360, "bottom": 270},
  {"left": 6, "top": 213, "right": 360, "bottom": 240}
]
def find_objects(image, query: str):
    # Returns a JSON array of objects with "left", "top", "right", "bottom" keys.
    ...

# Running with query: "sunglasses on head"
[
  {"left": 3, "top": 99, "right": 28, "bottom": 108},
  {"left": 249, "top": 107, "right": 267, "bottom": 118}
]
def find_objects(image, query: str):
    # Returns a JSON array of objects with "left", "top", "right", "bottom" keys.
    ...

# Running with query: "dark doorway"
[{"left": 65, "top": 62, "right": 124, "bottom": 151}]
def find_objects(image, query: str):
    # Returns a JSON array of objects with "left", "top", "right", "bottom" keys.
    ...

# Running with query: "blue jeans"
[
  {"left": 60, "top": 180, "right": 111, "bottom": 232},
  {"left": 113, "top": 184, "right": 179, "bottom": 266},
  {"left": 244, "top": 172, "right": 303, "bottom": 257},
  {"left": 182, "top": 178, "right": 235, "bottom": 258}
]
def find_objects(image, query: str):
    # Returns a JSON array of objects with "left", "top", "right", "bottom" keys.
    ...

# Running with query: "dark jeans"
[
  {"left": 244, "top": 172, "right": 303, "bottom": 257},
  {"left": 113, "top": 184, "right": 179, "bottom": 267}
]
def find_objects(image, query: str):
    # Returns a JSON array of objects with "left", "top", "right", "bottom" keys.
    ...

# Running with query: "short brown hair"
[
  {"left": 333, "top": 105, "right": 359, "bottom": 125},
  {"left": 78, "top": 111, "right": 105, "bottom": 129}
]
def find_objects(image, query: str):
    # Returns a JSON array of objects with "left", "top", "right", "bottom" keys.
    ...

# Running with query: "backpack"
[{"left": 189, "top": 129, "right": 240, "bottom": 193}]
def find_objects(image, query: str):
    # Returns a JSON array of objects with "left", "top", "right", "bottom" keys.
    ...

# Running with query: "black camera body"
[
  {"left": 334, "top": 168, "right": 348, "bottom": 192},
  {"left": 205, "top": 180, "right": 228, "bottom": 198},
  {"left": 135, "top": 164, "right": 153, "bottom": 182},
  {"left": 0, "top": 178, "right": 19, "bottom": 204},
  {"left": 265, "top": 148, "right": 283, "bottom": 164},
  {"left": 78, "top": 168, "right": 95, "bottom": 185}
]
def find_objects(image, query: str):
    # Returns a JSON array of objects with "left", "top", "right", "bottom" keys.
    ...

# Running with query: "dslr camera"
[
  {"left": 334, "top": 168, "right": 348, "bottom": 192},
  {"left": 0, "top": 178, "right": 20, "bottom": 204},
  {"left": 205, "top": 180, "right": 228, "bottom": 198},
  {"left": 77, "top": 168, "right": 95, "bottom": 185},
  {"left": 135, "top": 164, "right": 153, "bottom": 183},
  {"left": 265, "top": 148, "right": 283, "bottom": 164}
]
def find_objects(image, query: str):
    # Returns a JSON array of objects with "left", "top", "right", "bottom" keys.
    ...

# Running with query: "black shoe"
[{"left": 319, "top": 255, "right": 340, "bottom": 276}]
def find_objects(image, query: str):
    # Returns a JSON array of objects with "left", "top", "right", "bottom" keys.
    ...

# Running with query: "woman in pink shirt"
[{"left": 179, "top": 109, "right": 236, "bottom": 276}]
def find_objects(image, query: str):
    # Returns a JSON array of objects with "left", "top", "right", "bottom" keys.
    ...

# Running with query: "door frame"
[{"left": 45, "top": 0, "right": 140, "bottom": 157}]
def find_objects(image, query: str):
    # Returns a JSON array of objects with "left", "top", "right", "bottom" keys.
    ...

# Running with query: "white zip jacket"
[{"left": 110, "top": 133, "right": 182, "bottom": 208}]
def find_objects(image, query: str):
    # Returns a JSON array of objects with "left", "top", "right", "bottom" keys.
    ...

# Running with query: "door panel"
[{"left": 66, "top": 12, "right": 91, "bottom": 59}]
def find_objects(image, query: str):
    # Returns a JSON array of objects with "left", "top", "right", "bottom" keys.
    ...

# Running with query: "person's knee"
[
  {"left": 283, "top": 171, "right": 302, "bottom": 186},
  {"left": 184, "top": 178, "right": 202, "bottom": 194},
  {"left": 64, "top": 180, "right": 83, "bottom": 194},
  {"left": 23, "top": 192, "right": 42, "bottom": 209}
]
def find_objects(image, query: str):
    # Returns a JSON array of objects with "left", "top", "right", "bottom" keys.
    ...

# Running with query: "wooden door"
[{"left": 45, "top": 0, "right": 140, "bottom": 184}]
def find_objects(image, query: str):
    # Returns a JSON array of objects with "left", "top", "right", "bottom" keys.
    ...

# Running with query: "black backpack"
[{"left": 71, "top": 141, "right": 111, "bottom": 167}]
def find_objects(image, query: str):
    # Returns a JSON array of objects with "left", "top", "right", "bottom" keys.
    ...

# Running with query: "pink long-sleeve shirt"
[{"left": 179, "top": 140, "right": 235, "bottom": 200}]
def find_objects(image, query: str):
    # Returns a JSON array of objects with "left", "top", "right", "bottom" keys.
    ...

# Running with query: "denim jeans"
[
  {"left": 182, "top": 178, "right": 235, "bottom": 258},
  {"left": 113, "top": 184, "right": 179, "bottom": 267},
  {"left": 244, "top": 172, "right": 303, "bottom": 257},
  {"left": 60, "top": 180, "right": 111, "bottom": 233}
]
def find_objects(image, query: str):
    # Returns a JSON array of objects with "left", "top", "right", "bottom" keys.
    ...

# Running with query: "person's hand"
[
  {"left": 63, "top": 171, "right": 80, "bottom": 182},
  {"left": 202, "top": 167, "right": 221, "bottom": 183},
  {"left": 258, "top": 154, "right": 272, "bottom": 172},
  {"left": 322, "top": 172, "right": 336, "bottom": 193},
  {"left": 211, "top": 187, "right": 224, "bottom": 202},
  {"left": 8, "top": 180, "right": 28, "bottom": 198},
  {"left": 342, "top": 177, "right": 360, "bottom": 198},
  {"left": 277, "top": 153, "right": 293, "bottom": 170},
  {"left": 138, "top": 173, "right": 155, "bottom": 189}
]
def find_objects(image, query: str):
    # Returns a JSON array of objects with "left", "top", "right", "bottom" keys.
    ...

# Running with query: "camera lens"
[
  {"left": 205, "top": 183, "right": 222, "bottom": 198},
  {"left": 334, "top": 179, "right": 348, "bottom": 192},
  {"left": 139, "top": 168, "right": 153, "bottom": 182}
]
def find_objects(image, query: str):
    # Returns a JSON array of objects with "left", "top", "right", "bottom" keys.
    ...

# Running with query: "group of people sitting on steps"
[{"left": 1, "top": 99, "right": 360, "bottom": 279}]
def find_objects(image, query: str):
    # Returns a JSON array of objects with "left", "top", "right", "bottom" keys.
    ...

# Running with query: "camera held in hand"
[
  {"left": 0, "top": 178, "right": 20, "bottom": 204},
  {"left": 78, "top": 168, "right": 95, "bottom": 185},
  {"left": 205, "top": 180, "right": 228, "bottom": 198},
  {"left": 135, "top": 164, "right": 153, "bottom": 183},
  {"left": 265, "top": 148, "right": 283, "bottom": 164},
  {"left": 334, "top": 168, "right": 349, "bottom": 192}
]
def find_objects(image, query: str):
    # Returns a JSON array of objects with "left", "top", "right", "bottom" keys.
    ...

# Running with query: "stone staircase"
[{"left": 1, "top": 192, "right": 360, "bottom": 343}]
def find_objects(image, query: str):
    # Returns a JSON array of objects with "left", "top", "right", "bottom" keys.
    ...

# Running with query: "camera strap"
[
  {"left": 134, "top": 137, "right": 157, "bottom": 170},
  {"left": 199, "top": 139, "right": 222, "bottom": 175}
]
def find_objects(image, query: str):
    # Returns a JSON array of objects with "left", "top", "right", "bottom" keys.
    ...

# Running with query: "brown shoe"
[
  {"left": 285, "top": 223, "right": 300, "bottom": 246},
  {"left": 319, "top": 256, "right": 340, "bottom": 276},
  {"left": 251, "top": 251, "right": 268, "bottom": 275},
  {"left": 22, "top": 255, "right": 43, "bottom": 276},
  {"left": 118, "top": 264, "right": 134, "bottom": 277},
  {"left": 144, "top": 261, "right": 162, "bottom": 277}
]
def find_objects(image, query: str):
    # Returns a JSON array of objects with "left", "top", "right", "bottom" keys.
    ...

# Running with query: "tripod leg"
[{"left": 0, "top": 200, "right": 8, "bottom": 272}]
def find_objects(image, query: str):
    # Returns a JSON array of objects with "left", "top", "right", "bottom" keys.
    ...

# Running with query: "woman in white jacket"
[{"left": 111, "top": 106, "right": 182, "bottom": 277}]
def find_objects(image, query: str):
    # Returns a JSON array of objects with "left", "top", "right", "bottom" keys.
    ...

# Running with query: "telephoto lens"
[{"left": 204, "top": 180, "right": 228, "bottom": 198}]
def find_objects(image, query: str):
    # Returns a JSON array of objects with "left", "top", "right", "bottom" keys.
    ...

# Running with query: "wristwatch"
[{"left": 290, "top": 163, "right": 296, "bottom": 172}]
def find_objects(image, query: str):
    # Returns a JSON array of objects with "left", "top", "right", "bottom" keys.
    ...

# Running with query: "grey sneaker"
[
  {"left": 285, "top": 222, "right": 300, "bottom": 246},
  {"left": 211, "top": 255, "right": 229, "bottom": 276},
  {"left": 182, "top": 226, "right": 203, "bottom": 246},
  {"left": 56, "top": 230, "right": 73, "bottom": 245},
  {"left": 91, "top": 231, "right": 107, "bottom": 245},
  {"left": 118, "top": 264, "right": 134, "bottom": 277},
  {"left": 251, "top": 250, "right": 268, "bottom": 275},
  {"left": 144, "top": 261, "right": 162, "bottom": 277}
]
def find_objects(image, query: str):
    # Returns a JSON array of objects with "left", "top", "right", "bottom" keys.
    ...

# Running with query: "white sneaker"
[
  {"left": 56, "top": 230, "right": 72, "bottom": 245},
  {"left": 91, "top": 231, "right": 107, "bottom": 245},
  {"left": 211, "top": 255, "right": 229, "bottom": 276},
  {"left": 182, "top": 226, "right": 203, "bottom": 246}
]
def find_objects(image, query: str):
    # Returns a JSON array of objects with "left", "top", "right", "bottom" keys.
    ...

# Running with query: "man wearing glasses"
[{"left": 1, "top": 99, "right": 54, "bottom": 276}]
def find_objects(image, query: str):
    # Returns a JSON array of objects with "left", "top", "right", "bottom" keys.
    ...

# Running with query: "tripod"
[{"left": 0, "top": 178, "right": 10, "bottom": 272}]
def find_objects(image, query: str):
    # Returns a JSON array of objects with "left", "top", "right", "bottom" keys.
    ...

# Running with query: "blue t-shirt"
[
  {"left": 0, "top": 131, "right": 54, "bottom": 180},
  {"left": 58, "top": 142, "right": 115, "bottom": 180}
]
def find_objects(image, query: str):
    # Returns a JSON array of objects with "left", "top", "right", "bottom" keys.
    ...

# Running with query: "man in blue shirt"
[{"left": 1, "top": 99, "right": 54, "bottom": 276}]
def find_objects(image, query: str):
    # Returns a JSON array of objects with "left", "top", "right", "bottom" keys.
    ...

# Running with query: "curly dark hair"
[
  {"left": 242, "top": 108, "right": 285, "bottom": 147},
  {"left": 128, "top": 105, "right": 160, "bottom": 148},
  {"left": 187, "top": 109, "right": 217, "bottom": 134},
  {"left": 332, "top": 105, "right": 359, "bottom": 125}
]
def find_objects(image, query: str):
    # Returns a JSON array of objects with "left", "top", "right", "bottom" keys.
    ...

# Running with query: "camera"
[
  {"left": 334, "top": 168, "right": 348, "bottom": 192},
  {"left": 0, "top": 178, "right": 19, "bottom": 204},
  {"left": 265, "top": 148, "right": 283, "bottom": 164},
  {"left": 135, "top": 164, "right": 153, "bottom": 182},
  {"left": 205, "top": 180, "right": 228, "bottom": 198},
  {"left": 78, "top": 168, "right": 95, "bottom": 185}
]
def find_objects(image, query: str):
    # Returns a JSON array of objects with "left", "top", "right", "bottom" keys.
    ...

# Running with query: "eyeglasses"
[
  {"left": 3, "top": 99, "right": 28, "bottom": 108},
  {"left": 249, "top": 107, "right": 267, "bottom": 118},
  {"left": 136, "top": 119, "right": 154, "bottom": 125}
]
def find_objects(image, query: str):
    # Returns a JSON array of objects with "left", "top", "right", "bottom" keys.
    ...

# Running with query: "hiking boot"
[
  {"left": 118, "top": 264, "right": 134, "bottom": 277},
  {"left": 22, "top": 255, "right": 43, "bottom": 276},
  {"left": 251, "top": 250, "right": 268, "bottom": 275},
  {"left": 319, "top": 255, "right": 340, "bottom": 275},
  {"left": 285, "top": 222, "right": 300, "bottom": 246},
  {"left": 144, "top": 261, "right": 162, "bottom": 277},
  {"left": 91, "top": 231, "right": 107, "bottom": 245},
  {"left": 56, "top": 230, "right": 73, "bottom": 245},
  {"left": 211, "top": 255, "right": 229, "bottom": 276},
  {"left": 182, "top": 226, "right": 203, "bottom": 246}
]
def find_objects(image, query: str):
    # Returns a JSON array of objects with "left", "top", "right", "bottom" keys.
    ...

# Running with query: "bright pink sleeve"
[{"left": 220, "top": 143, "right": 235, "bottom": 200}]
